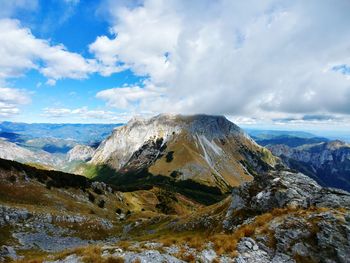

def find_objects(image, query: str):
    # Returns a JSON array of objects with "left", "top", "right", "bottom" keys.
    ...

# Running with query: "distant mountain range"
[
  {"left": 267, "top": 140, "right": 350, "bottom": 191},
  {"left": 247, "top": 129, "right": 329, "bottom": 146},
  {"left": 247, "top": 129, "right": 350, "bottom": 192},
  {"left": 0, "top": 122, "right": 120, "bottom": 145},
  {"left": 246, "top": 129, "right": 318, "bottom": 139},
  {"left": 0, "top": 122, "right": 121, "bottom": 172}
]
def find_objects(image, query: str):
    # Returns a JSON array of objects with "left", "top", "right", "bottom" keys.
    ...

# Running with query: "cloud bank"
[
  {"left": 91, "top": 0, "right": 350, "bottom": 123},
  {"left": 42, "top": 107, "right": 132, "bottom": 123}
]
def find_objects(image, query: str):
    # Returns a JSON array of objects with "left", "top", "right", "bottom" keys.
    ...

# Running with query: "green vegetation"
[{"left": 83, "top": 163, "right": 228, "bottom": 205}]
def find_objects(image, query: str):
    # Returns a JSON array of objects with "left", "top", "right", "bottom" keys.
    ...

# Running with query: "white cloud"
[
  {"left": 42, "top": 107, "right": 131, "bottom": 123},
  {"left": 96, "top": 84, "right": 164, "bottom": 109},
  {"left": 91, "top": 0, "right": 350, "bottom": 123},
  {"left": 46, "top": 79, "right": 57, "bottom": 86},
  {"left": 0, "top": 87, "right": 31, "bottom": 117},
  {"left": 0, "top": 19, "right": 98, "bottom": 84}
]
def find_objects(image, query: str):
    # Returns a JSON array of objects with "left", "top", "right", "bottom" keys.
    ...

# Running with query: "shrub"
[
  {"left": 170, "top": 171, "right": 181, "bottom": 179},
  {"left": 165, "top": 151, "right": 174, "bottom": 162},
  {"left": 46, "top": 180, "right": 53, "bottom": 189},
  {"left": 93, "top": 188, "right": 103, "bottom": 195},
  {"left": 88, "top": 192, "right": 95, "bottom": 203},
  {"left": 7, "top": 175, "right": 16, "bottom": 183},
  {"left": 98, "top": 199, "right": 105, "bottom": 208},
  {"left": 116, "top": 208, "right": 122, "bottom": 214}
]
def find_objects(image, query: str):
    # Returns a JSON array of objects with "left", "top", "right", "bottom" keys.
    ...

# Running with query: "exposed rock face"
[
  {"left": 67, "top": 145, "right": 94, "bottom": 162},
  {"left": 90, "top": 114, "right": 278, "bottom": 191},
  {"left": 224, "top": 170, "right": 350, "bottom": 227},
  {"left": 268, "top": 140, "right": 350, "bottom": 191},
  {"left": 223, "top": 170, "right": 350, "bottom": 262}
]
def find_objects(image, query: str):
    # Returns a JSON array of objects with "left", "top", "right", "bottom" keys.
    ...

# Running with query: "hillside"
[
  {"left": 3, "top": 158, "right": 349, "bottom": 262},
  {"left": 87, "top": 114, "right": 278, "bottom": 196},
  {"left": 0, "top": 158, "right": 202, "bottom": 262},
  {"left": 268, "top": 140, "right": 350, "bottom": 191}
]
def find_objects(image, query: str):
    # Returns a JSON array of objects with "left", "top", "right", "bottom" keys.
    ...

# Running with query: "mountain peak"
[
  {"left": 89, "top": 114, "right": 277, "bottom": 192},
  {"left": 124, "top": 113, "right": 244, "bottom": 140}
]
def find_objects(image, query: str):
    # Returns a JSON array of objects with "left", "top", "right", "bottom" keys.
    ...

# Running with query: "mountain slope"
[
  {"left": 0, "top": 158, "right": 201, "bottom": 261},
  {"left": 89, "top": 114, "right": 278, "bottom": 193},
  {"left": 268, "top": 140, "right": 350, "bottom": 191}
]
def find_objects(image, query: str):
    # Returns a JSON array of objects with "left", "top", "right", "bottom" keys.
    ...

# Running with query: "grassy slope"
[{"left": 82, "top": 163, "right": 228, "bottom": 205}]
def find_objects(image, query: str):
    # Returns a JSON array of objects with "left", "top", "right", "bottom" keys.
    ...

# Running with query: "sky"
[{"left": 1, "top": 0, "right": 350, "bottom": 132}]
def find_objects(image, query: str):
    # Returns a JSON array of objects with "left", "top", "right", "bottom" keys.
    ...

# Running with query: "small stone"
[
  {"left": 244, "top": 241, "right": 253, "bottom": 249},
  {"left": 114, "top": 248, "right": 123, "bottom": 253}
]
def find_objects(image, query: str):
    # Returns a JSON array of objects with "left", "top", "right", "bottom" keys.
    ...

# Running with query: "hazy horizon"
[{"left": 1, "top": 118, "right": 349, "bottom": 142}]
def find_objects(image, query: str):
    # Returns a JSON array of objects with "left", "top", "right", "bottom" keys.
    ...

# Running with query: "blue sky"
[
  {"left": 1, "top": 0, "right": 145, "bottom": 123},
  {"left": 1, "top": 0, "right": 350, "bottom": 132}
]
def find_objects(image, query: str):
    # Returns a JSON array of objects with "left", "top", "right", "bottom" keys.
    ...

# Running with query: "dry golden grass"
[
  {"left": 181, "top": 253, "right": 196, "bottom": 262},
  {"left": 209, "top": 234, "right": 238, "bottom": 256},
  {"left": 148, "top": 133, "right": 255, "bottom": 189},
  {"left": 0, "top": 183, "right": 50, "bottom": 206},
  {"left": 104, "top": 257, "right": 125, "bottom": 263}
]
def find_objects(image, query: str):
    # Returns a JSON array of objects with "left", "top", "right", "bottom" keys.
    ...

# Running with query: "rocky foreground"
[{"left": 1, "top": 158, "right": 349, "bottom": 262}]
